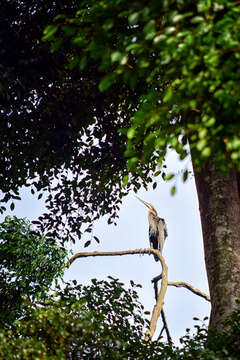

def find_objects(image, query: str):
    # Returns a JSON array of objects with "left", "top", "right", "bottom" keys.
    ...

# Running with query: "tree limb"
[
  {"left": 66, "top": 248, "right": 158, "bottom": 267},
  {"left": 168, "top": 281, "right": 210, "bottom": 302},
  {"left": 65, "top": 248, "right": 168, "bottom": 342},
  {"left": 144, "top": 250, "right": 168, "bottom": 342},
  {"left": 153, "top": 275, "right": 172, "bottom": 345}
]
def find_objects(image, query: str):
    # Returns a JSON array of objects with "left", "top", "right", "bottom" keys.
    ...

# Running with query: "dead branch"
[
  {"left": 161, "top": 310, "right": 172, "bottom": 344},
  {"left": 65, "top": 248, "right": 168, "bottom": 342},
  {"left": 168, "top": 281, "right": 210, "bottom": 302},
  {"left": 65, "top": 248, "right": 210, "bottom": 342},
  {"left": 145, "top": 249, "right": 168, "bottom": 342},
  {"left": 66, "top": 248, "right": 157, "bottom": 267},
  {"left": 153, "top": 276, "right": 172, "bottom": 345}
]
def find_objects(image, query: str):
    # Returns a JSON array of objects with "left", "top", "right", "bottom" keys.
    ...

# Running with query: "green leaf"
[
  {"left": 183, "top": 170, "right": 188, "bottom": 182},
  {"left": 10, "top": 202, "right": 15, "bottom": 211},
  {"left": 171, "top": 185, "right": 176, "bottom": 196},
  {"left": 53, "top": 14, "right": 66, "bottom": 21},
  {"left": 42, "top": 25, "right": 58, "bottom": 41},
  {"left": 99, "top": 74, "right": 115, "bottom": 92},
  {"left": 93, "top": 236, "right": 100, "bottom": 244},
  {"left": 127, "top": 157, "right": 139, "bottom": 170},
  {"left": 201, "top": 147, "right": 211, "bottom": 158},
  {"left": 84, "top": 240, "right": 91, "bottom": 248},
  {"left": 102, "top": 18, "right": 114, "bottom": 31},
  {"left": 128, "top": 12, "right": 139, "bottom": 26},
  {"left": 143, "top": 20, "right": 156, "bottom": 40},
  {"left": 123, "top": 175, "right": 129, "bottom": 187},
  {"left": 127, "top": 128, "right": 135, "bottom": 139},
  {"left": 163, "top": 173, "right": 175, "bottom": 181},
  {"left": 111, "top": 51, "right": 123, "bottom": 63},
  {"left": 197, "top": 139, "right": 207, "bottom": 151},
  {"left": 79, "top": 56, "right": 87, "bottom": 70}
]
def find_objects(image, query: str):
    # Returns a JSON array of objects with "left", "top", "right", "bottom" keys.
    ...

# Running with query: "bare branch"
[
  {"left": 145, "top": 249, "right": 168, "bottom": 342},
  {"left": 152, "top": 272, "right": 172, "bottom": 345},
  {"left": 152, "top": 274, "right": 162, "bottom": 283},
  {"left": 161, "top": 310, "right": 172, "bottom": 345},
  {"left": 65, "top": 248, "right": 168, "bottom": 341},
  {"left": 168, "top": 281, "right": 210, "bottom": 302},
  {"left": 66, "top": 248, "right": 158, "bottom": 268}
]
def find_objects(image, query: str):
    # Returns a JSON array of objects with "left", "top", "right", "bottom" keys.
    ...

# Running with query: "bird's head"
[{"left": 135, "top": 196, "right": 157, "bottom": 216}]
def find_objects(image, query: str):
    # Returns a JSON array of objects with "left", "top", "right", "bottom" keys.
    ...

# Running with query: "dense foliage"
[
  {"left": 0, "top": 278, "right": 240, "bottom": 359},
  {"left": 44, "top": 0, "right": 240, "bottom": 172},
  {"left": 0, "top": 0, "right": 155, "bottom": 245},
  {"left": 1, "top": 0, "right": 240, "bottom": 244},
  {"left": 0, "top": 216, "right": 66, "bottom": 328}
]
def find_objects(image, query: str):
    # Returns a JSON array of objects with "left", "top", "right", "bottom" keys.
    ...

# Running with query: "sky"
[{"left": 1, "top": 149, "right": 211, "bottom": 344}]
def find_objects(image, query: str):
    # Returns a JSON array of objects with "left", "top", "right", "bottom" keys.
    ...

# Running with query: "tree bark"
[{"left": 194, "top": 164, "right": 240, "bottom": 330}]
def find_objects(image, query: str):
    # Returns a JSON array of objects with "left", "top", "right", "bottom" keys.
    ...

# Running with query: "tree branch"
[
  {"left": 66, "top": 248, "right": 157, "bottom": 267},
  {"left": 168, "top": 281, "right": 210, "bottom": 302},
  {"left": 65, "top": 248, "right": 168, "bottom": 342},
  {"left": 153, "top": 275, "right": 172, "bottom": 345},
  {"left": 144, "top": 250, "right": 168, "bottom": 342}
]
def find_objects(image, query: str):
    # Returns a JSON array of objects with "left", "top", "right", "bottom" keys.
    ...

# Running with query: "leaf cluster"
[{"left": 0, "top": 216, "right": 67, "bottom": 328}]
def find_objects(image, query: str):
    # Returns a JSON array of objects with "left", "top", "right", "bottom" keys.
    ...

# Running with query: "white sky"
[{"left": 2, "top": 149, "right": 211, "bottom": 344}]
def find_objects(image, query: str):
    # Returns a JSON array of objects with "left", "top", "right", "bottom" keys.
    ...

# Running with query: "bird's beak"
[{"left": 135, "top": 196, "right": 152, "bottom": 210}]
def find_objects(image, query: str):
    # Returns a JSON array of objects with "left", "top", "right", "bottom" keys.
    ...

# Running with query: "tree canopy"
[
  {"left": 1, "top": 0, "right": 240, "bottom": 347},
  {"left": 44, "top": 0, "right": 240, "bottom": 172},
  {"left": 1, "top": 0, "right": 240, "bottom": 244}
]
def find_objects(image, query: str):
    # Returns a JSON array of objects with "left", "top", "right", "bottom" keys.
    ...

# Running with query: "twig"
[
  {"left": 160, "top": 310, "right": 173, "bottom": 346},
  {"left": 152, "top": 274, "right": 162, "bottom": 283},
  {"left": 168, "top": 281, "right": 210, "bottom": 302}
]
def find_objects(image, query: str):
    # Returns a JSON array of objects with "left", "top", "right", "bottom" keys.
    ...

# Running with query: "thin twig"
[
  {"left": 160, "top": 310, "right": 173, "bottom": 346},
  {"left": 168, "top": 281, "right": 210, "bottom": 302},
  {"left": 152, "top": 273, "right": 162, "bottom": 283}
]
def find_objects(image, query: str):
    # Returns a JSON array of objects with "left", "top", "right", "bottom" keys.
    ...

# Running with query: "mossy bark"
[{"left": 194, "top": 165, "right": 240, "bottom": 330}]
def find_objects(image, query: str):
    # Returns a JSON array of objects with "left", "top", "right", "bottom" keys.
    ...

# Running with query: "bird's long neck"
[{"left": 148, "top": 209, "right": 158, "bottom": 234}]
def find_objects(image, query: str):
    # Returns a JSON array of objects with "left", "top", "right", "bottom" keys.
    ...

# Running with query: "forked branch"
[
  {"left": 65, "top": 248, "right": 210, "bottom": 342},
  {"left": 65, "top": 248, "right": 168, "bottom": 341}
]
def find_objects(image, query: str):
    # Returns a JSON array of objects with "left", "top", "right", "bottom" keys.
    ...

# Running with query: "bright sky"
[{"left": 2, "top": 149, "right": 211, "bottom": 344}]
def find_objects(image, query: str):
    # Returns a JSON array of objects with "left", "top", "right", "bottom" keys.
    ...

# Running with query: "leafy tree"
[
  {"left": 41, "top": 0, "right": 240, "bottom": 330},
  {"left": 1, "top": 0, "right": 240, "bottom": 331},
  {"left": 0, "top": 278, "right": 240, "bottom": 359},
  {"left": 0, "top": 216, "right": 67, "bottom": 328}
]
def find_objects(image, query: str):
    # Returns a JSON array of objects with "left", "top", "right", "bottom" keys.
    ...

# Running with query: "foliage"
[
  {"left": 0, "top": 216, "right": 67, "bottom": 328},
  {"left": 0, "top": 0, "right": 153, "bottom": 244},
  {"left": 0, "top": 278, "right": 161, "bottom": 359},
  {"left": 44, "top": 0, "right": 240, "bottom": 173},
  {"left": 0, "top": 277, "right": 240, "bottom": 359},
  {"left": 1, "top": 1, "right": 240, "bottom": 243}
]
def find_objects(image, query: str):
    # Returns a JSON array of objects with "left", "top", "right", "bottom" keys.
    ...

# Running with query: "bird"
[{"left": 136, "top": 196, "right": 168, "bottom": 261}]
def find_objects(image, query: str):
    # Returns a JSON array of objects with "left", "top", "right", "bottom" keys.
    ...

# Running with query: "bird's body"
[{"left": 136, "top": 196, "right": 168, "bottom": 261}]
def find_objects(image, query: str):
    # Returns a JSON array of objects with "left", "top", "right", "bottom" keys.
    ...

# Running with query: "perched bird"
[{"left": 136, "top": 196, "right": 168, "bottom": 261}]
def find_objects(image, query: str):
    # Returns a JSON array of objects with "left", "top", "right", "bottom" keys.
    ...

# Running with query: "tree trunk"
[{"left": 194, "top": 163, "right": 240, "bottom": 330}]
